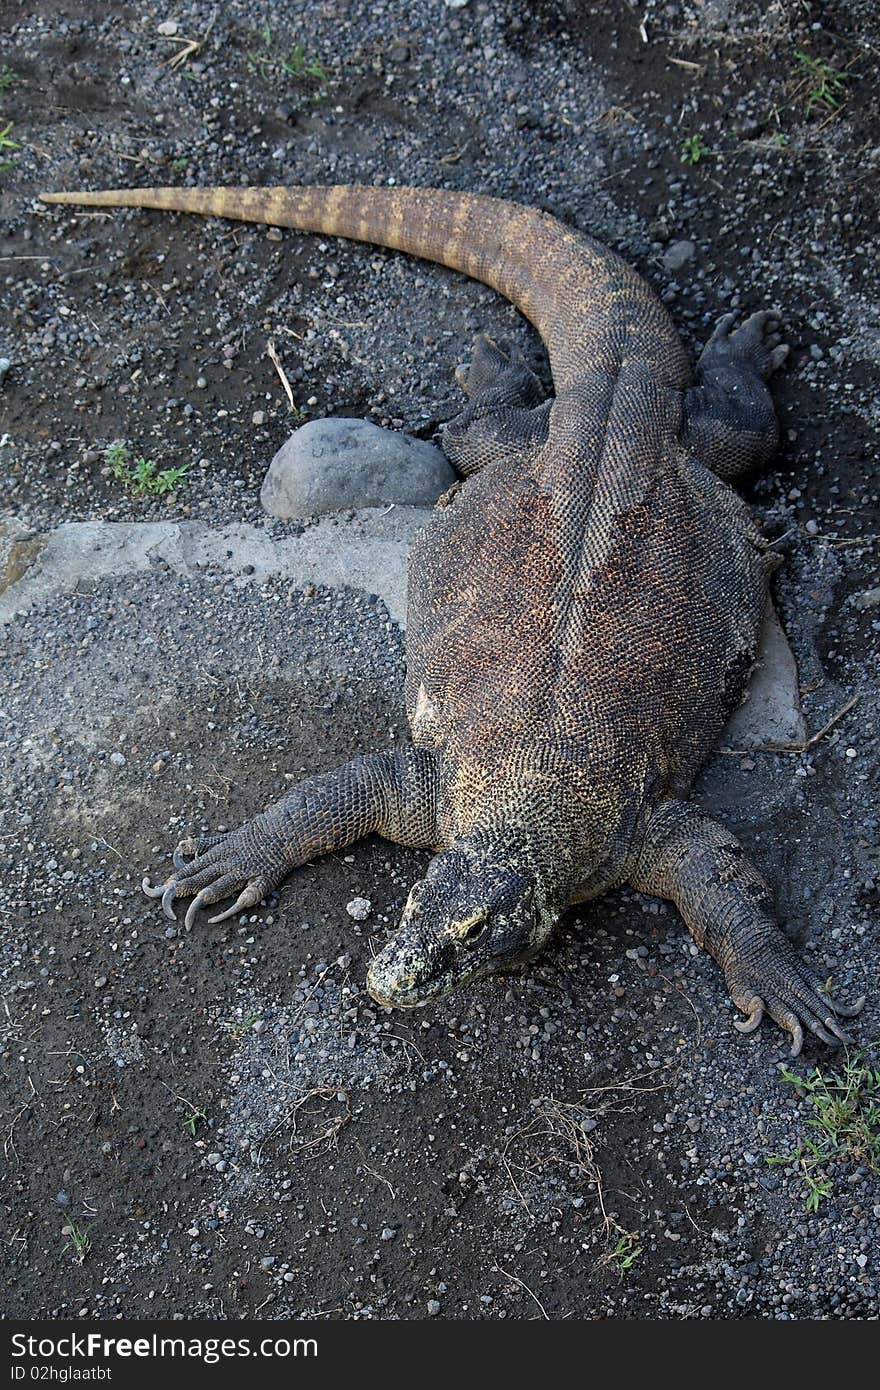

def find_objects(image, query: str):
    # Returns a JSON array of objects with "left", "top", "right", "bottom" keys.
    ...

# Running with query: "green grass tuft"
[
  {"left": 247, "top": 26, "right": 327, "bottom": 84},
  {"left": 768, "top": 1054, "right": 880, "bottom": 1210},
  {"left": 281, "top": 44, "right": 327, "bottom": 81},
  {"left": 795, "top": 51, "right": 850, "bottom": 115},
  {"left": 104, "top": 441, "right": 190, "bottom": 497},
  {"left": 607, "top": 1232, "right": 643, "bottom": 1274},
  {"left": 61, "top": 1222, "right": 92, "bottom": 1264},
  {"left": 182, "top": 1104, "right": 208, "bottom": 1138}
]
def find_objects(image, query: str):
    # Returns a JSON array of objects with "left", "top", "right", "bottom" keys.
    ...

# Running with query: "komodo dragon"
[{"left": 43, "top": 182, "right": 865, "bottom": 1055}]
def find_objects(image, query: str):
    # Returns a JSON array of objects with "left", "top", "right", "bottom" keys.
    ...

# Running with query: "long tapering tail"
[{"left": 40, "top": 184, "right": 687, "bottom": 390}]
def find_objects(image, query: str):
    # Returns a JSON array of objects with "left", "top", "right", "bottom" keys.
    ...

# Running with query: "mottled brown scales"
[{"left": 42, "top": 181, "right": 865, "bottom": 1055}]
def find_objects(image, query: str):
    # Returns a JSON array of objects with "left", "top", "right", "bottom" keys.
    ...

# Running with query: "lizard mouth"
[
  {"left": 365, "top": 988, "right": 426, "bottom": 1010},
  {"left": 366, "top": 957, "right": 473, "bottom": 1009},
  {"left": 365, "top": 937, "right": 538, "bottom": 1009},
  {"left": 365, "top": 934, "right": 491, "bottom": 1009}
]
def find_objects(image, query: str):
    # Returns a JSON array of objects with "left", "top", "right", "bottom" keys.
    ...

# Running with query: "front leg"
[
  {"left": 143, "top": 747, "right": 439, "bottom": 930},
  {"left": 630, "top": 801, "right": 864, "bottom": 1055}
]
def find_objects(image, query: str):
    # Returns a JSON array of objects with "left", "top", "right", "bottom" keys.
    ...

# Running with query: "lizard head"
[{"left": 366, "top": 841, "right": 557, "bottom": 1008}]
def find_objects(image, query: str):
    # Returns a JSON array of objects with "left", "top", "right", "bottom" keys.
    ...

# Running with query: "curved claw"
[
  {"left": 814, "top": 1017, "right": 851, "bottom": 1047},
  {"left": 734, "top": 997, "right": 765, "bottom": 1034},
  {"left": 173, "top": 844, "right": 190, "bottom": 872},
  {"left": 208, "top": 881, "right": 264, "bottom": 924},
  {"left": 821, "top": 1012, "right": 853, "bottom": 1043},
  {"left": 788, "top": 1021, "right": 805, "bottom": 1058},
  {"left": 161, "top": 881, "right": 179, "bottom": 921},
  {"left": 181, "top": 873, "right": 242, "bottom": 931},
  {"left": 142, "top": 875, "right": 167, "bottom": 899},
  {"left": 732, "top": 969, "right": 865, "bottom": 1055},
  {"left": 760, "top": 997, "right": 806, "bottom": 1057},
  {"left": 824, "top": 992, "right": 865, "bottom": 1019},
  {"left": 184, "top": 889, "right": 209, "bottom": 932}
]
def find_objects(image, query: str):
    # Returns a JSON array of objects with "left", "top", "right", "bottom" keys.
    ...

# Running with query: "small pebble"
[
  {"left": 853, "top": 588, "right": 880, "bottom": 611},
  {"left": 662, "top": 240, "right": 696, "bottom": 274}
]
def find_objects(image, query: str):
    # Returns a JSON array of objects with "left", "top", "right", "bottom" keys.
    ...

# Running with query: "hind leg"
[
  {"left": 682, "top": 311, "right": 790, "bottom": 480},
  {"left": 442, "top": 333, "right": 551, "bottom": 477}
]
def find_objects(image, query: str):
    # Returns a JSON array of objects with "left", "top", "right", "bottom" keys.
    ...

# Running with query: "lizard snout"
[{"left": 366, "top": 925, "right": 455, "bottom": 1009}]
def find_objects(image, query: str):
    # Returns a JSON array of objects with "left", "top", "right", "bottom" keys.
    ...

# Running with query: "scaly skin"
[{"left": 41, "top": 182, "right": 864, "bottom": 1055}]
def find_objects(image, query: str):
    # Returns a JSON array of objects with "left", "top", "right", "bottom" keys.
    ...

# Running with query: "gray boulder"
[{"left": 260, "top": 417, "right": 455, "bottom": 520}]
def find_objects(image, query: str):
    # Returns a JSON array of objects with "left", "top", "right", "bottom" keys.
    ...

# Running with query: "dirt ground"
[{"left": 1, "top": 0, "right": 878, "bottom": 1320}]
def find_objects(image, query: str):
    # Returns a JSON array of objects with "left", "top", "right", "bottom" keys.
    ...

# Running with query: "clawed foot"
[
  {"left": 704, "top": 309, "right": 789, "bottom": 380},
  {"left": 727, "top": 944, "right": 865, "bottom": 1057},
  {"left": 143, "top": 827, "right": 276, "bottom": 931},
  {"left": 454, "top": 332, "right": 543, "bottom": 405}
]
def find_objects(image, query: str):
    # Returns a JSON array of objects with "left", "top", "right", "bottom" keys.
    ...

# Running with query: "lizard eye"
[{"left": 461, "top": 916, "right": 489, "bottom": 945}]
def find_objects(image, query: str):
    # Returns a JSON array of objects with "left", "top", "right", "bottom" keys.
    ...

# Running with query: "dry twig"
[{"left": 266, "top": 338, "right": 298, "bottom": 412}]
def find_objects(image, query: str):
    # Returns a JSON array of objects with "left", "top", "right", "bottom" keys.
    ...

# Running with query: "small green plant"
[
  {"left": 246, "top": 24, "right": 272, "bottom": 78},
  {"left": 182, "top": 1103, "right": 208, "bottom": 1137},
  {"left": 171, "top": 156, "right": 188, "bottom": 174},
  {"left": 795, "top": 51, "right": 850, "bottom": 115},
  {"left": 0, "top": 65, "right": 17, "bottom": 93},
  {"left": 803, "top": 1168, "right": 834, "bottom": 1213},
  {"left": 767, "top": 1055, "right": 880, "bottom": 1210},
  {"left": 0, "top": 120, "right": 20, "bottom": 174},
  {"left": 247, "top": 25, "right": 326, "bottom": 84},
  {"left": 608, "top": 1232, "right": 643, "bottom": 1272},
  {"left": 104, "top": 441, "right": 190, "bottom": 497},
  {"left": 281, "top": 44, "right": 327, "bottom": 81},
  {"left": 224, "top": 1013, "right": 261, "bottom": 1040},
  {"left": 62, "top": 1222, "right": 92, "bottom": 1263},
  {"left": 680, "top": 132, "right": 708, "bottom": 165}
]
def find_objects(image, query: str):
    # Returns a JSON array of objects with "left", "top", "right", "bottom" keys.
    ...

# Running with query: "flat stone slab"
[
  {"left": 0, "top": 510, "right": 429, "bottom": 628},
  {"left": 725, "top": 604, "right": 806, "bottom": 748},
  {"left": 0, "top": 514, "right": 805, "bottom": 747}
]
